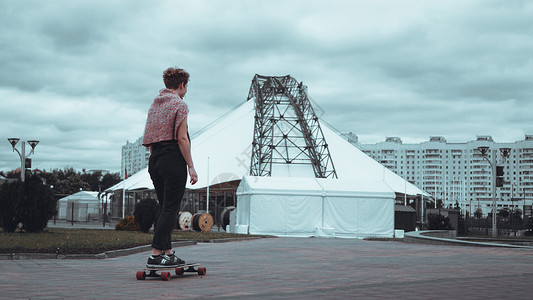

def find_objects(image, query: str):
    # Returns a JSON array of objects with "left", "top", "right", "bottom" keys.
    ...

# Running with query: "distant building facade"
[
  {"left": 121, "top": 136, "right": 149, "bottom": 178},
  {"left": 355, "top": 134, "right": 533, "bottom": 218}
]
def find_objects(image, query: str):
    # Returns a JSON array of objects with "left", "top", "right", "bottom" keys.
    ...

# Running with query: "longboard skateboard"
[{"left": 136, "top": 262, "right": 206, "bottom": 281}]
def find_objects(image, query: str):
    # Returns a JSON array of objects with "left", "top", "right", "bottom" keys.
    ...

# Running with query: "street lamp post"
[
  {"left": 477, "top": 146, "right": 511, "bottom": 238},
  {"left": 477, "top": 146, "right": 497, "bottom": 237},
  {"left": 7, "top": 138, "right": 39, "bottom": 182}
]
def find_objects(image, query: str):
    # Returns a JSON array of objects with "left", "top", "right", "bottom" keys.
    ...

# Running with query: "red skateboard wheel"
[
  {"left": 197, "top": 267, "right": 207, "bottom": 276},
  {"left": 136, "top": 271, "right": 146, "bottom": 280},
  {"left": 161, "top": 271, "right": 171, "bottom": 281}
]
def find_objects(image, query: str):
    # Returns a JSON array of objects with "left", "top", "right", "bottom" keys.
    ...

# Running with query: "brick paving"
[{"left": 1, "top": 238, "right": 532, "bottom": 299}]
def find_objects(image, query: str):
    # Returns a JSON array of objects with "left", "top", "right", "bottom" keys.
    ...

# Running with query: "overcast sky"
[{"left": 1, "top": 0, "right": 532, "bottom": 174}]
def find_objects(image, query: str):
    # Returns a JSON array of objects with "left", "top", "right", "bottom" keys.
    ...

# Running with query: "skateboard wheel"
[
  {"left": 197, "top": 267, "right": 207, "bottom": 276},
  {"left": 161, "top": 272, "right": 171, "bottom": 281},
  {"left": 176, "top": 267, "right": 184, "bottom": 276},
  {"left": 136, "top": 271, "right": 146, "bottom": 280}
]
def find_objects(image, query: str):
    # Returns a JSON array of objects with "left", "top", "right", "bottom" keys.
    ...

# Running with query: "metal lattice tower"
[{"left": 248, "top": 74, "right": 337, "bottom": 179}]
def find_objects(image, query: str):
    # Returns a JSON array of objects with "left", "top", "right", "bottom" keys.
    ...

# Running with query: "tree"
[
  {"left": 436, "top": 199, "right": 444, "bottom": 209},
  {"left": 81, "top": 170, "right": 103, "bottom": 191},
  {"left": 427, "top": 213, "right": 454, "bottom": 230},
  {"left": 54, "top": 168, "right": 90, "bottom": 194},
  {"left": 80, "top": 170, "right": 121, "bottom": 192},
  {"left": 510, "top": 209, "right": 523, "bottom": 226},
  {"left": 40, "top": 168, "right": 121, "bottom": 195},
  {"left": 497, "top": 208, "right": 510, "bottom": 220},
  {"left": 100, "top": 173, "right": 121, "bottom": 190},
  {"left": 5, "top": 169, "right": 21, "bottom": 179},
  {"left": 5, "top": 168, "right": 121, "bottom": 194},
  {"left": 474, "top": 208, "right": 483, "bottom": 219}
]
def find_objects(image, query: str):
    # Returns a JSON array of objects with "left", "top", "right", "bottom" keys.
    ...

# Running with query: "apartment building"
[
  {"left": 358, "top": 135, "right": 533, "bottom": 217},
  {"left": 121, "top": 136, "right": 149, "bottom": 179}
]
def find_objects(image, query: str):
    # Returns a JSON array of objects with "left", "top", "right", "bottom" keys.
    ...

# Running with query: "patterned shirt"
[{"left": 142, "top": 89, "right": 189, "bottom": 146}]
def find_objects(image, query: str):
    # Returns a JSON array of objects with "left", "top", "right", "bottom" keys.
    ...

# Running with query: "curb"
[
  {"left": 404, "top": 230, "right": 533, "bottom": 249},
  {"left": 0, "top": 238, "right": 267, "bottom": 260},
  {"left": 97, "top": 240, "right": 198, "bottom": 259},
  {"left": 206, "top": 236, "right": 268, "bottom": 244},
  {"left": 0, "top": 240, "right": 197, "bottom": 260}
]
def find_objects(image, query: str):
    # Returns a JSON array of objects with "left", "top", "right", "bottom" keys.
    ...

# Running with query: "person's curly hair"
[{"left": 163, "top": 67, "right": 189, "bottom": 89}]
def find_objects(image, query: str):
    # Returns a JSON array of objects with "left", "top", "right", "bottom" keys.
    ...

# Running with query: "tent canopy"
[
  {"left": 59, "top": 191, "right": 100, "bottom": 203},
  {"left": 106, "top": 167, "right": 152, "bottom": 192},
  {"left": 107, "top": 100, "right": 428, "bottom": 197}
]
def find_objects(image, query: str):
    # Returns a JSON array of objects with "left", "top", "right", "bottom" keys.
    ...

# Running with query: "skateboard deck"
[{"left": 136, "top": 262, "right": 206, "bottom": 281}]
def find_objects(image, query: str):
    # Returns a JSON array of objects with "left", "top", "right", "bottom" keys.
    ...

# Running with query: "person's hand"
[{"left": 188, "top": 166, "right": 198, "bottom": 185}]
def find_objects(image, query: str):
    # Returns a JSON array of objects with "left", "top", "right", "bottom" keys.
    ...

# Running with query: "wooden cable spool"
[
  {"left": 192, "top": 213, "right": 214, "bottom": 232},
  {"left": 220, "top": 206, "right": 236, "bottom": 231},
  {"left": 177, "top": 211, "right": 193, "bottom": 231}
]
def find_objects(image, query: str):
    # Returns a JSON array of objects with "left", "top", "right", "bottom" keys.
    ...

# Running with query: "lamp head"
[
  {"left": 7, "top": 138, "right": 20, "bottom": 148},
  {"left": 27, "top": 140, "right": 39, "bottom": 150},
  {"left": 477, "top": 146, "right": 490, "bottom": 156},
  {"left": 500, "top": 147, "right": 511, "bottom": 158}
]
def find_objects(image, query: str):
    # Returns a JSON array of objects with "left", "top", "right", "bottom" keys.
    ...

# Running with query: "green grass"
[{"left": 0, "top": 228, "right": 262, "bottom": 254}]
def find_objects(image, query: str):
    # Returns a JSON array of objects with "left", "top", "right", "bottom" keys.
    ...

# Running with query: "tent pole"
[
  {"left": 206, "top": 156, "right": 210, "bottom": 214},
  {"left": 404, "top": 173, "right": 407, "bottom": 206},
  {"left": 122, "top": 157, "right": 126, "bottom": 218}
]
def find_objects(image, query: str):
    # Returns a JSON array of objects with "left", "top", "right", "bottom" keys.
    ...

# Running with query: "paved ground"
[{"left": 1, "top": 237, "right": 533, "bottom": 299}]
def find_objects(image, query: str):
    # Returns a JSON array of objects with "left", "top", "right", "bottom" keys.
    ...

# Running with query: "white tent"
[
  {"left": 108, "top": 99, "right": 428, "bottom": 237},
  {"left": 235, "top": 176, "right": 395, "bottom": 238},
  {"left": 58, "top": 191, "right": 100, "bottom": 221}
]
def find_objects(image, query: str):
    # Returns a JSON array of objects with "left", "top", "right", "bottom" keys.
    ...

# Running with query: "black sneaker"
[
  {"left": 146, "top": 254, "right": 178, "bottom": 268},
  {"left": 165, "top": 251, "right": 185, "bottom": 265}
]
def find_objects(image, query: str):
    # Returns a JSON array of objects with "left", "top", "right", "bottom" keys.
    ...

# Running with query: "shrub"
[
  {"left": 133, "top": 198, "right": 159, "bottom": 233},
  {"left": 427, "top": 213, "right": 454, "bottom": 230},
  {"left": 457, "top": 213, "right": 467, "bottom": 236},
  {"left": 0, "top": 180, "right": 24, "bottom": 232},
  {"left": 115, "top": 215, "right": 140, "bottom": 231},
  {"left": 509, "top": 210, "right": 523, "bottom": 226},
  {"left": 20, "top": 175, "right": 57, "bottom": 232},
  {"left": 525, "top": 217, "right": 533, "bottom": 236},
  {"left": 0, "top": 175, "right": 57, "bottom": 233}
]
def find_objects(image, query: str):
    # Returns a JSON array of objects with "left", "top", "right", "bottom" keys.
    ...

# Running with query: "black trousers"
[{"left": 148, "top": 143, "right": 187, "bottom": 250}]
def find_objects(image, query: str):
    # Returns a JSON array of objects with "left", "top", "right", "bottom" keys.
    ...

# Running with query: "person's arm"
[{"left": 177, "top": 116, "right": 198, "bottom": 184}]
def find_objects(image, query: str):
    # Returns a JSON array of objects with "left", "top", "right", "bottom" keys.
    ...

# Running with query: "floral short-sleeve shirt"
[{"left": 142, "top": 89, "right": 189, "bottom": 146}]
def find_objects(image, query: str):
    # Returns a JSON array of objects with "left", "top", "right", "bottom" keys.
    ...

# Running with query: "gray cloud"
[{"left": 1, "top": 0, "right": 532, "bottom": 174}]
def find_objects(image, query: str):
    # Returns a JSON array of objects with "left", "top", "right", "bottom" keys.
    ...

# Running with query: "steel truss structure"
[{"left": 248, "top": 74, "right": 337, "bottom": 179}]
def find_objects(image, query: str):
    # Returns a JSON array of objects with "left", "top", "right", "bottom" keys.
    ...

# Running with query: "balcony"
[
  {"left": 522, "top": 148, "right": 533, "bottom": 154},
  {"left": 423, "top": 178, "right": 442, "bottom": 185}
]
